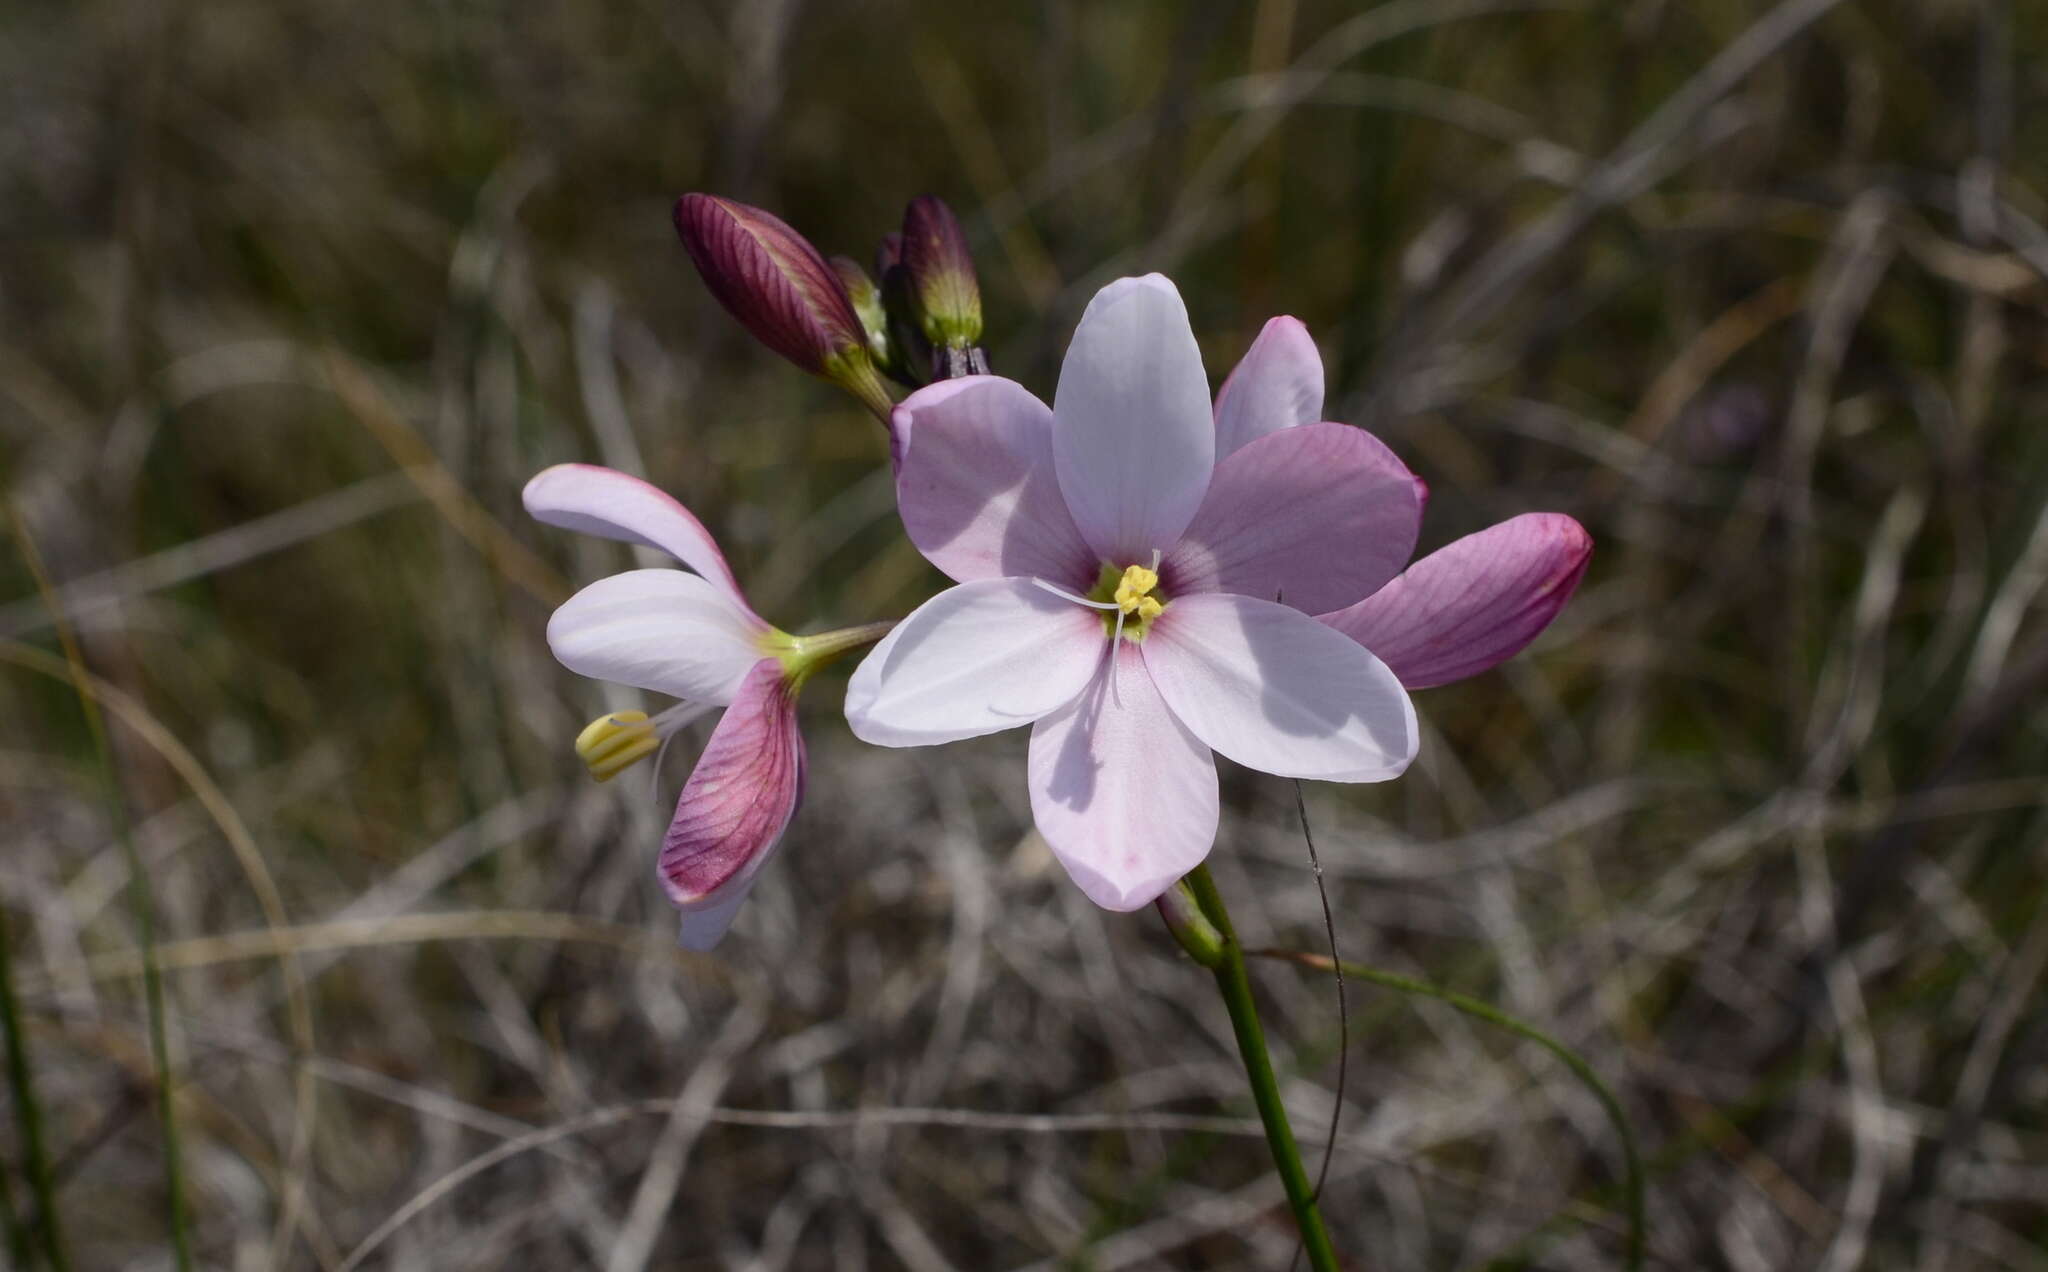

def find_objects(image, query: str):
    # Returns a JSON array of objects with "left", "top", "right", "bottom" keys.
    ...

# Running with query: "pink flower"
[
  {"left": 524, "top": 463, "right": 806, "bottom": 949},
  {"left": 845, "top": 275, "right": 1429, "bottom": 911}
]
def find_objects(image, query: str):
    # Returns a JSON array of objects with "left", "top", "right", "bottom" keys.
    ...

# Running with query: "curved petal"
[
  {"left": 1164, "top": 421, "right": 1424, "bottom": 614},
  {"left": 547, "top": 569, "right": 766, "bottom": 703},
  {"left": 892, "top": 376, "right": 1098, "bottom": 588},
  {"left": 1028, "top": 644, "right": 1218, "bottom": 911},
  {"left": 675, "top": 881, "right": 758, "bottom": 952},
  {"left": 1213, "top": 316, "right": 1323, "bottom": 458},
  {"left": 658, "top": 659, "right": 806, "bottom": 947},
  {"left": 1320, "top": 513, "right": 1592, "bottom": 689},
  {"left": 1143, "top": 593, "right": 1416, "bottom": 782},
  {"left": 844, "top": 579, "right": 1106, "bottom": 746},
  {"left": 1052, "top": 275, "right": 1215, "bottom": 563},
  {"left": 523, "top": 464, "right": 749, "bottom": 610}
]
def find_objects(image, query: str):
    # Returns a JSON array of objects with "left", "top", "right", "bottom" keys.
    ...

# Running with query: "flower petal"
[
  {"left": 1052, "top": 275, "right": 1216, "bottom": 563},
  {"left": 659, "top": 659, "right": 805, "bottom": 947},
  {"left": 547, "top": 569, "right": 766, "bottom": 703},
  {"left": 523, "top": 463, "right": 749, "bottom": 610},
  {"left": 892, "top": 376, "right": 1098, "bottom": 587},
  {"left": 1213, "top": 316, "right": 1323, "bottom": 458},
  {"left": 1143, "top": 592, "right": 1416, "bottom": 781},
  {"left": 1320, "top": 513, "right": 1592, "bottom": 689},
  {"left": 675, "top": 882, "right": 758, "bottom": 952},
  {"left": 1028, "top": 644, "right": 1218, "bottom": 911},
  {"left": 844, "top": 579, "right": 1106, "bottom": 747},
  {"left": 1164, "top": 421, "right": 1424, "bottom": 614}
]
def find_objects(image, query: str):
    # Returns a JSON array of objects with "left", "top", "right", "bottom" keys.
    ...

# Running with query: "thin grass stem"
[
  {"left": 9, "top": 508, "right": 192, "bottom": 1270},
  {"left": 1249, "top": 946, "right": 1646, "bottom": 1271}
]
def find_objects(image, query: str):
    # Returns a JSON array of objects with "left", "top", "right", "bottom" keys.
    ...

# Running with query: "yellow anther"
[
  {"left": 1113, "top": 564, "right": 1162, "bottom": 617},
  {"left": 574, "top": 710, "right": 659, "bottom": 782}
]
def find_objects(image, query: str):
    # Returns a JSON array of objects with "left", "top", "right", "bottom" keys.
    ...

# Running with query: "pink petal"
[
  {"left": 1143, "top": 593, "right": 1416, "bottom": 782},
  {"left": 1213, "top": 316, "right": 1323, "bottom": 458},
  {"left": 1027, "top": 643, "right": 1218, "bottom": 910},
  {"left": 658, "top": 658, "right": 805, "bottom": 946},
  {"left": 891, "top": 376, "right": 1098, "bottom": 588},
  {"left": 1320, "top": 513, "right": 1592, "bottom": 689},
  {"left": 1164, "top": 421, "right": 1424, "bottom": 615},
  {"left": 546, "top": 569, "right": 767, "bottom": 703},
  {"left": 844, "top": 579, "right": 1106, "bottom": 746},
  {"left": 1052, "top": 275, "right": 1215, "bottom": 564},
  {"left": 524, "top": 464, "right": 750, "bottom": 611}
]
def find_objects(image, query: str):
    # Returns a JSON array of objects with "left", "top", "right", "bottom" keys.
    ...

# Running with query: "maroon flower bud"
[
  {"left": 875, "top": 232, "right": 932, "bottom": 388},
  {"left": 673, "top": 194, "right": 891, "bottom": 418},
  {"left": 875, "top": 231, "right": 904, "bottom": 280},
  {"left": 901, "top": 195, "right": 984, "bottom": 350}
]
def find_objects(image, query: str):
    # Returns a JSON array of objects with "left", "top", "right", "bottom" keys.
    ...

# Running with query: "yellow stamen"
[
  {"left": 574, "top": 710, "right": 659, "bottom": 782},
  {"left": 1113, "top": 563, "right": 1164, "bottom": 621}
]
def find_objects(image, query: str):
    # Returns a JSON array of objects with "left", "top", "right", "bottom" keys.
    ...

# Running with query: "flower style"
[
  {"left": 525, "top": 463, "right": 869, "bottom": 949},
  {"left": 845, "top": 276, "right": 1592, "bottom": 911}
]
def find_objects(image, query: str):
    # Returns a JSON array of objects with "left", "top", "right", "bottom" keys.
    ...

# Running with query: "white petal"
[
  {"left": 546, "top": 569, "right": 766, "bottom": 703},
  {"left": 1028, "top": 644, "right": 1218, "bottom": 911},
  {"left": 844, "top": 579, "right": 1106, "bottom": 746},
  {"left": 1142, "top": 593, "right": 1417, "bottom": 782},
  {"left": 523, "top": 463, "right": 751, "bottom": 610},
  {"left": 1213, "top": 316, "right": 1324, "bottom": 458},
  {"left": 1052, "top": 275, "right": 1216, "bottom": 563},
  {"left": 677, "top": 882, "right": 755, "bottom": 951}
]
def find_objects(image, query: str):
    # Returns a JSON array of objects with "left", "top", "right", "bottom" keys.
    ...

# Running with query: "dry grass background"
[{"left": 4, "top": 0, "right": 2048, "bottom": 1267}]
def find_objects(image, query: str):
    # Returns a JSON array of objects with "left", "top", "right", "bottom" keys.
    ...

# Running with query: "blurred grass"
[{"left": 5, "top": 0, "right": 2048, "bottom": 1267}]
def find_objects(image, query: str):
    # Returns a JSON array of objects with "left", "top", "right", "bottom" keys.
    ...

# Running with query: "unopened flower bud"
[
  {"left": 829, "top": 255, "right": 890, "bottom": 368},
  {"left": 1155, "top": 880, "right": 1226, "bottom": 967},
  {"left": 876, "top": 232, "right": 932, "bottom": 388},
  {"left": 901, "top": 195, "right": 985, "bottom": 359},
  {"left": 672, "top": 193, "right": 893, "bottom": 418},
  {"left": 575, "top": 710, "right": 660, "bottom": 782}
]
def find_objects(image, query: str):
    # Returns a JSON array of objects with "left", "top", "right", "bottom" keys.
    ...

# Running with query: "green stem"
[
  {"left": 10, "top": 508, "right": 189, "bottom": 1270},
  {"left": 1183, "top": 866, "right": 1341, "bottom": 1272},
  {"left": 0, "top": 901, "right": 65, "bottom": 1271},
  {"left": 1251, "top": 948, "right": 1645, "bottom": 1272}
]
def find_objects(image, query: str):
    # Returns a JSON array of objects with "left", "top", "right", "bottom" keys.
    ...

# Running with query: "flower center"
[
  {"left": 1090, "top": 559, "right": 1167, "bottom": 641},
  {"left": 1028, "top": 552, "right": 1169, "bottom": 648},
  {"left": 1113, "top": 563, "right": 1164, "bottom": 620}
]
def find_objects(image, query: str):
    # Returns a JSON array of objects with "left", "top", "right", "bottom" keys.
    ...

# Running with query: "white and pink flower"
[
  {"left": 846, "top": 275, "right": 1589, "bottom": 911},
  {"left": 524, "top": 464, "right": 808, "bottom": 950}
]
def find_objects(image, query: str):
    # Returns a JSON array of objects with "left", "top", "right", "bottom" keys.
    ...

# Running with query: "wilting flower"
[
  {"left": 525, "top": 463, "right": 879, "bottom": 948},
  {"left": 845, "top": 275, "right": 1428, "bottom": 910},
  {"left": 672, "top": 194, "right": 893, "bottom": 419}
]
